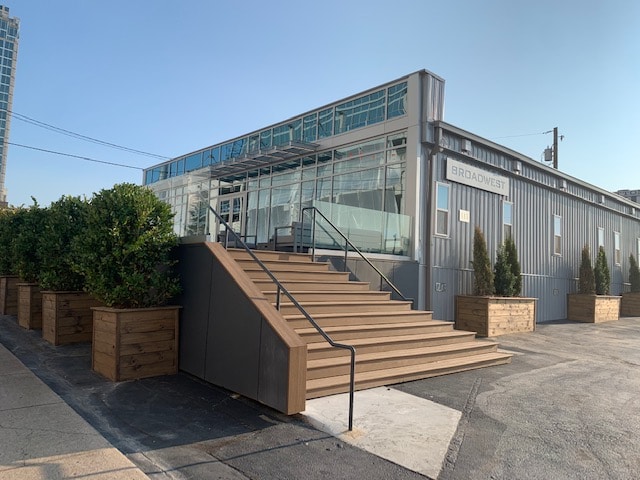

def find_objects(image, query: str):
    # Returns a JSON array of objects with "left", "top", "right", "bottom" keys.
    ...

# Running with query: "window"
[
  {"left": 387, "top": 82, "right": 407, "bottom": 119},
  {"left": 334, "top": 90, "right": 385, "bottom": 134},
  {"left": 614, "top": 232, "right": 621, "bottom": 265},
  {"left": 553, "top": 215, "right": 561, "bottom": 255},
  {"left": 503, "top": 201, "right": 513, "bottom": 240},
  {"left": 597, "top": 227, "right": 604, "bottom": 248},
  {"left": 436, "top": 183, "right": 450, "bottom": 236}
]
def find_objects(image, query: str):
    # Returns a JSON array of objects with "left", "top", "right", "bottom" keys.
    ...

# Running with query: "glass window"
[
  {"left": 614, "top": 232, "right": 621, "bottom": 265},
  {"left": 185, "top": 153, "right": 202, "bottom": 172},
  {"left": 553, "top": 215, "right": 561, "bottom": 255},
  {"left": 334, "top": 152, "right": 385, "bottom": 175},
  {"left": 503, "top": 201, "right": 513, "bottom": 240},
  {"left": 303, "top": 113, "right": 317, "bottom": 142},
  {"left": 436, "top": 183, "right": 449, "bottom": 236},
  {"left": 248, "top": 134, "right": 260, "bottom": 153},
  {"left": 260, "top": 130, "right": 272, "bottom": 150},
  {"left": 598, "top": 227, "right": 605, "bottom": 248},
  {"left": 385, "top": 162, "right": 405, "bottom": 214},
  {"left": 387, "top": 82, "right": 408, "bottom": 119},
  {"left": 334, "top": 90, "right": 385, "bottom": 135},
  {"left": 144, "top": 170, "right": 153, "bottom": 185},
  {"left": 318, "top": 108, "right": 333, "bottom": 138},
  {"left": 273, "top": 124, "right": 293, "bottom": 146}
]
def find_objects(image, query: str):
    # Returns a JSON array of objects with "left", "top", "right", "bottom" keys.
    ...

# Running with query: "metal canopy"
[{"left": 207, "top": 141, "right": 319, "bottom": 179}]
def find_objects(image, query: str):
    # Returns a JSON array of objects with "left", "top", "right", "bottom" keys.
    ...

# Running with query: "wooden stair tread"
[
  {"left": 306, "top": 352, "right": 512, "bottom": 390},
  {"left": 275, "top": 300, "right": 412, "bottom": 307},
  {"left": 307, "top": 340, "right": 497, "bottom": 369},
  {"left": 306, "top": 330, "right": 475, "bottom": 349},
  {"left": 284, "top": 309, "right": 432, "bottom": 320}
]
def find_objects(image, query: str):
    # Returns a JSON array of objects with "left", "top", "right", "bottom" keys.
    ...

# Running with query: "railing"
[
  {"left": 300, "top": 206, "right": 414, "bottom": 306},
  {"left": 209, "top": 206, "right": 356, "bottom": 431}
]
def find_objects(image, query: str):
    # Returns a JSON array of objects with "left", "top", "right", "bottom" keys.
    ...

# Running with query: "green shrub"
[
  {"left": 594, "top": 246, "right": 610, "bottom": 295},
  {"left": 578, "top": 245, "right": 595, "bottom": 294},
  {"left": 38, "top": 196, "right": 89, "bottom": 291},
  {"left": 0, "top": 207, "right": 18, "bottom": 275},
  {"left": 471, "top": 226, "right": 494, "bottom": 296},
  {"left": 494, "top": 242, "right": 516, "bottom": 296},
  {"left": 13, "top": 199, "right": 46, "bottom": 283},
  {"left": 72, "top": 183, "right": 181, "bottom": 308},
  {"left": 505, "top": 236, "right": 522, "bottom": 296},
  {"left": 629, "top": 254, "right": 640, "bottom": 293}
]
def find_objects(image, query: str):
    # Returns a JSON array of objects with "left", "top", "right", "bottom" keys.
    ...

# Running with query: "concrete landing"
[{"left": 303, "top": 386, "right": 462, "bottom": 479}]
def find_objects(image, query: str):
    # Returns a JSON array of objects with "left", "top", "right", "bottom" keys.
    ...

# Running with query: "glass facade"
[
  {"left": 0, "top": 6, "right": 18, "bottom": 204},
  {"left": 143, "top": 81, "right": 408, "bottom": 187}
]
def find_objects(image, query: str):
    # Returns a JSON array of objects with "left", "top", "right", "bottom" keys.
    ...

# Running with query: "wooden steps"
[{"left": 226, "top": 247, "right": 512, "bottom": 400}]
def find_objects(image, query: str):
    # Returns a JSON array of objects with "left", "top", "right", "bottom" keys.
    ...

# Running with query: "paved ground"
[{"left": 1, "top": 315, "right": 640, "bottom": 479}]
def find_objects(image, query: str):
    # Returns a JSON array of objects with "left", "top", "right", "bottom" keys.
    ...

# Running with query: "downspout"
[{"left": 419, "top": 125, "right": 442, "bottom": 311}]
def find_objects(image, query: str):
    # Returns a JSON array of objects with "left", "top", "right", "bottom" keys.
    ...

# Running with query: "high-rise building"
[{"left": 0, "top": 6, "right": 18, "bottom": 206}]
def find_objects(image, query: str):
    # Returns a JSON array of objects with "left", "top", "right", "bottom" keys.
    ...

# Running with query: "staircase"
[{"left": 228, "top": 248, "right": 512, "bottom": 399}]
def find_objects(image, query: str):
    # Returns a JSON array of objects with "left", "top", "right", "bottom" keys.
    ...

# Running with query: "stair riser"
[
  {"left": 306, "top": 357, "right": 512, "bottom": 399},
  {"left": 285, "top": 313, "right": 435, "bottom": 329},
  {"left": 298, "top": 325, "right": 452, "bottom": 343},
  {"left": 307, "top": 334, "right": 477, "bottom": 360},
  {"left": 246, "top": 271, "right": 350, "bottom": 282},
  {"left": 277, "top": 302, "right": 412, "bottom": 316},
  {"left": 238, "top": 261, "right": 329, "bottom": 272},
  {"left": 307, "top": 345, "right": 498, "bottom": 380},
  {"left": 263, "top": 292, "right": 391, "bottom": 302},
  {"left": 229, "top": 250, "right": 313, "bottom": 263},
  {"left": 254, "top": 281, "right": 370, "bottom": 292}
]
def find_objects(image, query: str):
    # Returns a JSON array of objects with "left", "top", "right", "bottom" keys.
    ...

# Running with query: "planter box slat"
[
  {"left": 91, "top": 306, "right": 180, "bottom": 381},
  {"left": 42, "top": 292, "right": 102, "bottom": 345},
  {"left": 18, "top": 283, "right": 42, "bottom": 330},
  {"left": 455, "top": 296, "right": 537, "bottom": 337},
  {"left": 567, "top": 294, "right": 620, "bottom": 323},
  {"left": 0, "top": 276, "right": 19, "bottom": 315},
  {"left": 621, "top": 292, "right": 640, "bottom": 317}
]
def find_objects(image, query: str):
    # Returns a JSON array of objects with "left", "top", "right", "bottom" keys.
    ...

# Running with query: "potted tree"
[
  {"left": 39, "top": 196, "right": 103, "bottom": 345},
  {"left": 621, "top": 253, "right": 640, "bottom": 316},
  {"left": 14, "top": 200, "right": 46, "bottom": 330},
  {"left": 456, "top": 227, "right": 536, "bottom": 337},
  {"left": 72, "top": 183, "right": 181, "bottom": 381},
  {"left": 567, "top": 245, "right": 620, "bottom": 322},
  {"left": 0, "top": 207, "right": 19, "bottom": 315}
]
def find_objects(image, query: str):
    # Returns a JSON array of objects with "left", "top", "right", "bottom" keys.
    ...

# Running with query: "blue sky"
[{"left": 4, "top": 0, "right": 639, "bottom": 207}]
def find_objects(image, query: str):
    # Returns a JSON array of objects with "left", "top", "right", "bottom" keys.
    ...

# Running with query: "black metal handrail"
[
  {"left": 300, "top": 206, "right": 414, "bottom": 306},
  {"left": 209, "top": 206, "right": 356, "bottom": 431}
]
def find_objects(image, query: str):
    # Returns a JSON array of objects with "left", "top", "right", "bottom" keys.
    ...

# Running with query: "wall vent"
[
  {"left": 461, "top": 139, "right": 472, "bottom": 154},
  {"left": 598, "top": 194, "right": 605, "bottom": 204},
  {"left": 513, "top": 161, "right": 522, "bottom": 174},
  {"left": 558, "top": 179, "right": 567, "bottom": 190}
]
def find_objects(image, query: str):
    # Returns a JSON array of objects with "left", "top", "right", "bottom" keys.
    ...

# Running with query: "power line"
[
  {"left": 8, "top": 142, "right": 143, "bottom": 170},
  {"left": 491, "top": 131, "right": 550, "bottom": 140},
  {"left": 9, "top": 111, "right": 170, "bottom": 160}
]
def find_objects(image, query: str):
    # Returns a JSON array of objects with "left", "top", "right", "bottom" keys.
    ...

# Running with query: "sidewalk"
[{"left": 0, "top": 342, "right": 148, "bottom": 480}]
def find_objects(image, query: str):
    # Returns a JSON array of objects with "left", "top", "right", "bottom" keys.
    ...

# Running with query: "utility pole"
[{"left": 552, "top": 127, "right": 558, "bottom": 170}]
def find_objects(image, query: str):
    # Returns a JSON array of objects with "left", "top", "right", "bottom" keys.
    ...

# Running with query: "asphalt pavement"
[{"left": 1, "top": 315, "right": 640, "bottom": 479}]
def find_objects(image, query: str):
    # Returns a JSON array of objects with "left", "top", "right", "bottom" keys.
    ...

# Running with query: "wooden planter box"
[
  {"left": 0, "top": 275, "right": 19, "bottom": 315},
  {"left": 455, "top": 295, "right": 537, "bottom": 337},
  {"left": 18, "top": 283, "right": 42, "bottom": 330},
  {"left": 567, "top": 294, "right": 620, "bottom": 323},
  {"left": 92, "top": 305, "right": 181, "bottom": 381},
  {"left": 42, "top": 291, "right": 102, "bottom": 345},
  {"left": 620, "top": 292, "right": 640, "bottom": 317}
]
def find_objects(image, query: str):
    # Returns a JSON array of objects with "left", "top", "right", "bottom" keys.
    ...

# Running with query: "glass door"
[{"left": 217, "top": 194, "right": 245, "bottom": 244}]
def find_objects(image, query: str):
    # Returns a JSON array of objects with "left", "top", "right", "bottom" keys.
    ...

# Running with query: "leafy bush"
[
  {"left": 494, "top": 243, "right": 516, "bottom": 296},
  {"left": 13, "top": 199, "right": 46, "bottom": 283},
  {"left": 578, "top": 245, "right": 595, "bottom": 294},
  {"left": 38, "top": 196, "right": 89, "bottom": 291},
  {"left": 471, "top": 226, "right": 494, "bottom": 296},
  {"left": 72, "top": 183, "right": 181, "bottom": 308},
  {"left": 505, "top": 236, "right": 522, "bottom": 296},
  {"left": 594, "top": 246, "right": 610, "bottom": 295},
  {"left": 0, "top": 207, "right": 18, "bottom": 275},
  {"left": 629, "top": 254, "right": 640, "bottom": 293}
]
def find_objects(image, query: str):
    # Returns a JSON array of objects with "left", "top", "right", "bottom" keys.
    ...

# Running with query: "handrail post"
[
  {"left": 348, "top": 349, "right": 355, "bottom": 431},
  {"left": 311, "top": 208, "right": 317, "bottom": 262},
  {"left": 276, "top": 286, "right": 281, "bottom": 311},
  {"left": 344, "top": 239, "right": 348, "bottom": 273}
]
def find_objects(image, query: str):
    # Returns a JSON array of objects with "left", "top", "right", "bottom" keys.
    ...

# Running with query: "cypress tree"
[
  {"left": 471, "top": 226, "right": 494, "bottom": 296},
  {"left": 494, "top": 242, "right": 516, "bottom": 296},
  {"left": 594, "top": 246, "right": 610, "bottom": 295},
  {"left": 505, "top": 236, "right": 522, "bottom": 296},
  {"left": 629, "top": 253, "right": 640, "bottom": 293},
  {"left": 578, "top": 245, "right": 595, "bottom": 294}
]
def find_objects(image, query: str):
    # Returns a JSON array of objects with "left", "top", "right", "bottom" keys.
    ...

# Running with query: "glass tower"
[{"left": 0, "top": 6, "right": 18, "bottom": 206}]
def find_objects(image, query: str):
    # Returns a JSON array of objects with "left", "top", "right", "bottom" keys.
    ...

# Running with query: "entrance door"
[{"left": 217, "top": 194, "right": 245, "bottom": 244}]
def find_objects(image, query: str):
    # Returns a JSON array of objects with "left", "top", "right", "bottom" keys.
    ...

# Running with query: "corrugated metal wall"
[{"left": 429, "top": 128, "right": 640, "bottom": 323}]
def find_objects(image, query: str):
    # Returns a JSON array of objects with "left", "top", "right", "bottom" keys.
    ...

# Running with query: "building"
[
  {"left": 0, "top": 5, "right": 18, "bottom": 206},
  {"left": 144, "top": 69, "right": 640, "bottom": 323},
  {"left": 615, "top": 189, "right": 640, "bottom": 204}
]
